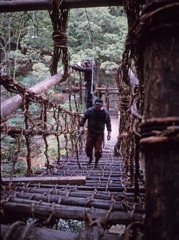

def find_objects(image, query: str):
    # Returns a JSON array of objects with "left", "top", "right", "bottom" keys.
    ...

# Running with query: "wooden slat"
[
  {"left": 2, "top": 200, "right": 144, "bottom": 225},
  {"left": 1, "top": 224, "right": 123, "bottom": 240},
  {"left": 2, "top": 181, "right": 145, "bottom": 193},
  {"left": 1, "top": 192, "right": 145, "bottom": 213},
  {"left": 2, "top": 176, "right": 86, "bottom": 185},
  {"left": 3, "top": 185, "right": 144, "bottom": 200}
]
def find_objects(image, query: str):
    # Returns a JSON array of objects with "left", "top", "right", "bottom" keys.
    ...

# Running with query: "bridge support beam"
[
  {"left": 0, "top": 0, "right": 145, "bottom": 13},
  {"left": 140, "top": 1, "right": 179, "bottom": 239},
  {"left": 0, "top": 0, "right": 50, "bottom": 13}
]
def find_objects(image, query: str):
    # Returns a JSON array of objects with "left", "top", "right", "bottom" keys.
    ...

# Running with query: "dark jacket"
[
  {"left": 80, "top": 106, "right": 112, "bottom": 134},
  {"left": 70, "top": 65, "right": 96, "bottom": 86}
]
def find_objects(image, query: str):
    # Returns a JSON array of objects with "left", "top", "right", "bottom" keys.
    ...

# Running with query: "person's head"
[
  {"left": 94, "top": 98, "right": 103, "bottom": 111},
  {"left": 84, "top": 59, "right": 91, "bottom": 67}
]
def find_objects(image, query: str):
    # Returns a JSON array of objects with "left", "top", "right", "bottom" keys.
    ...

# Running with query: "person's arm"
[
  {"left": 105, "top": 112, "right": 112, "bottom": 132},
  {"left": 79, "top": 109, "right": 89, "bottom": 127},
  {"left": 79, "top": 109, "right": 89, "bottom": 134},
  {"left": 69, "top": 65, "right": 90, "bottom": 73},
  {"left": 105, "top": 111, "right": 112, "bottom": 140}
]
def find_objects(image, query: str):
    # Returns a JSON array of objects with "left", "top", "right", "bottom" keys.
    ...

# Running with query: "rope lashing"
[
  {"left": 43, "top": 202, "right": 55, "bottom": 225},
  {"left": 139, "top": 117, "right": 179, "bottom": 147},
  {"left": 52, "top": 30, "right": 68, "bottom": 48}
]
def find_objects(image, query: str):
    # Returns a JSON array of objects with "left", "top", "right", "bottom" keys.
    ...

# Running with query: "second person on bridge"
[
  {"left": 69, "top": 59, "right": 96, "bottom": 109},
  {"left": 79, "top": 98, "right": 112, "bottom": 168}
]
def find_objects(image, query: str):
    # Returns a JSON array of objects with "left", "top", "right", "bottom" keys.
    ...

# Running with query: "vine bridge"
[
  {"left": 1, "top": 70, "right": 145, "bottom": 239},
  {"left": 1, "top": 0, "right": 178, "bottom": 240},
  {"left": 1, "top": 114, "right": 145, "bottom": 240}
]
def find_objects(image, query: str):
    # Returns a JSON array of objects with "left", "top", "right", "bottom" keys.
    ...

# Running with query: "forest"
[{"left": 1, "top": 6, "right": 127, "bottom": 86}]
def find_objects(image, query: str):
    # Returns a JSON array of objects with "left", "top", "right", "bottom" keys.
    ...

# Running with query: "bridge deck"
[{"left": 1, "top": 115, "right": 145, "bottom": 239}]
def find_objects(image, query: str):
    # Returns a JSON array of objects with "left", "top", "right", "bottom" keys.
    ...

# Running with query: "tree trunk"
[{"left": 142, "top": 1, "right": 179, "bottom": 239}]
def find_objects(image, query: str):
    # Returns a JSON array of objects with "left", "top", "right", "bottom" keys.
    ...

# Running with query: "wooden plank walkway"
[{"left": 1, "top": 114, "right": 145, "bottom": 239}]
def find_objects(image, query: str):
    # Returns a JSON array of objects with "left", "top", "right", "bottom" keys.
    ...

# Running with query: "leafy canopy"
[{"left": 0, "top": 7, "right": 127, "bottom": 84}]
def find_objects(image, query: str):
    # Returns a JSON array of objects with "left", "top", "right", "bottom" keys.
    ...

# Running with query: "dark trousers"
[
  {"left": 85, "top": 87, "right": 93, "bottom": 109},
  {"left": 86, "top": 131, "right": 103, "bottom": 160}
]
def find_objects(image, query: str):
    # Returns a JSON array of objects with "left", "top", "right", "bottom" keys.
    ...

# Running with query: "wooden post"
[{"left": 140, "top": 1, "right": 179, "bottom": 239}]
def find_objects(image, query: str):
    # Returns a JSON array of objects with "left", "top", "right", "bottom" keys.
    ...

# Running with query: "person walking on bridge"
[
  {"left": 79, "top": 98, "right": 112, "bottom": 168},
  {"left": 69, "top": 59, "right": 96, "bottom": 109}
]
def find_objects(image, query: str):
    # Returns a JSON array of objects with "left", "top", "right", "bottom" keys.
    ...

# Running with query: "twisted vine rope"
[{"left": 49, "top": 0, "right": 69, "bottom": 76}]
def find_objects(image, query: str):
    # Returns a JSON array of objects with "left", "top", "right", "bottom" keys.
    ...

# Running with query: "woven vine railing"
[
  {"left": 0, "top": 74, "right": 86, "bottom": 185},
  {"left": 113, "top": 0, "right": 145, "bottom": 196}
]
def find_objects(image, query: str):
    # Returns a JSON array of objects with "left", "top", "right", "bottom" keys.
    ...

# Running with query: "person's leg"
[
  {"left": 94, "top": 132, "right": 103, "bottom": 168},
  {"left": 85, "top": 131, "right": 95, "bottom": 164},
  {"left": 88, "top": 90, "right": 93, "bottom": 107},
  {"left": 85, "top": 87, "right": 93, "bottom": 108},
  {"left": 87, "top": 97, "right": 93, "bottom": 108},
  {"left": 84, "top": 90, "right": 88, "bottom": 108}
]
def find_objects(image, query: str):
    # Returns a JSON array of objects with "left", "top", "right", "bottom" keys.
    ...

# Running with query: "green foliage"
[
  {"left": 100, "top": 61, "right": 119, "bottom": 75},
  {"left": 17, "top": 74, "right": 37, "bottom": 88},
  {"left": 2, "top": 159, "right": 27, "bottom": 178},
  {"left": 1, "top": 136, "right": 27, "bottom": 177},
  {"left": 7, "top": 110, "right": 25, "bottom": 129},
  {"left": 20, "top": 11, "right": 53, "bottom": 54},
  {"left": 0, "top": 11, "right": 53, "bottom": 77},
  {"left": 32, "top": 62, "right": 50, "bottom": 80},
  {"left": 37, "top": 135, "right": 68, "bottom": 165},
  {"left": 109, "top": 6, "right": 126, "bottom": 17},
  {"left": 9, "top": 50, "right": 27, "bottom": 61},
  {"left": 56, "top": 219, "right": 85, "bottom": 232},
  {"left": 68, "top": 8, "right": 128, "bottom": 83},
  {"left": 1, "top": 137, "right": 18, "bottom": 160},
  {"left": 1, "top": 7, "right": 127, "bottom": 85}
]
